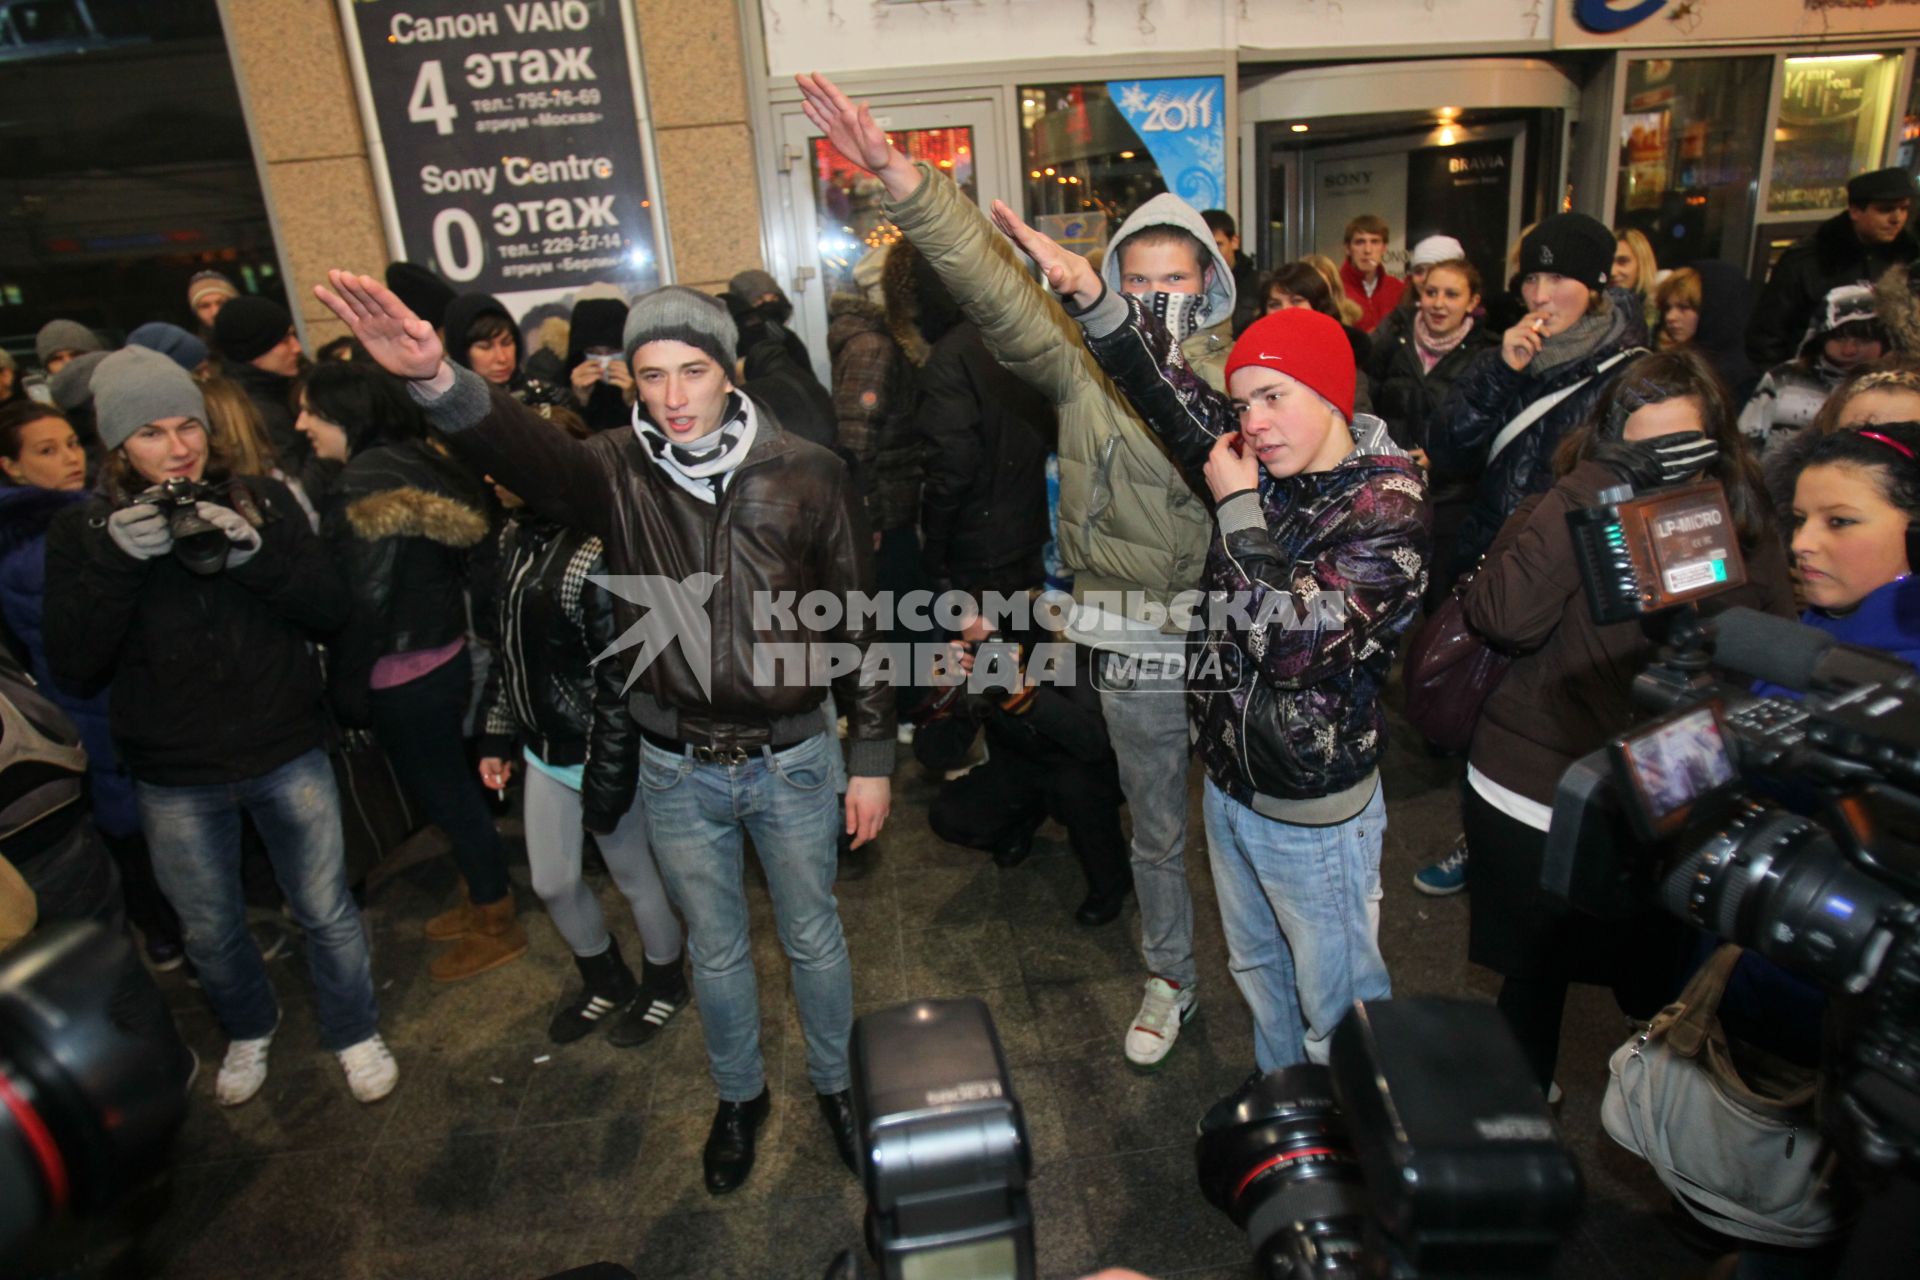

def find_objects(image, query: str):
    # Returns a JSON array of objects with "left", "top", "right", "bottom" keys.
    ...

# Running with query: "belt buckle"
[{"left": 694, "top": 742, "right": 751, "bottom": 766}]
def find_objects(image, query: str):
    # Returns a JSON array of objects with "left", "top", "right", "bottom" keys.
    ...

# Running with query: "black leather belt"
[{"left": 640, "top": 726, "right": 810, "bottom": 766}]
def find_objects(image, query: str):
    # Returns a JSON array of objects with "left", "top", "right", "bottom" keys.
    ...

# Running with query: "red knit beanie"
[{"left": 1224, "top": 309, "right": 1355, "bottom": 421}]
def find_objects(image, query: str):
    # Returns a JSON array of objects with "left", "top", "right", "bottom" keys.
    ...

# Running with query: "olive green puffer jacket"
[{"left": 885, "top": 166, "right": 1229, "bottom": 631}]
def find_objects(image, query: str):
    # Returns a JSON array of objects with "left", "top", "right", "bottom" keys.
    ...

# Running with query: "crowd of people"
[{"left": 2, "top": 67, "right": 1917, "bottom": 1271}]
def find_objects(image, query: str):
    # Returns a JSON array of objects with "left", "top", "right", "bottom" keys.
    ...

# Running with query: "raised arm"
[
  {"left": 988, "top": 199, "right": 1237, "bottom": 480},
  {"left": 314, "top": 271, "right": 614, "bottom": 538},
  {"left": 797, "top": 72, "right": 1093, "bottom": 405}
]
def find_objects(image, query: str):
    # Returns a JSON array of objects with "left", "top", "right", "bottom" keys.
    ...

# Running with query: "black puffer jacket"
[
  {"left": 1747, "top": 212, "right": 1920, "bottom": 368},
  {"left": 478, "top": 514, "right": 637, "bottom": 832},
  {"left": 1364, "top": 312, "right": 1498, "bottom": 451},
  {"left": 323, "top": 440, "right": 491, "bottom": 726},
  {"left": 917, "top": 320, "right": 1056, "bottom": 593},
  {"left": 1428, "top": 291, "right": 1647, "bottom": 574},
  {"left": 43, "top": 475, "right": 349, "bottom": 785}
]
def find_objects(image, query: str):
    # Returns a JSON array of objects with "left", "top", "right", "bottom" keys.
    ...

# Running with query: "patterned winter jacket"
[{"left": 1074, "top": 289, "right": 1432, "bottom": 807}]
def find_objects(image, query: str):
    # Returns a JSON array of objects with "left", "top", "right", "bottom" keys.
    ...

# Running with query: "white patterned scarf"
[{"left": 632, "top": 392, "right": 758, "bottom": 504}]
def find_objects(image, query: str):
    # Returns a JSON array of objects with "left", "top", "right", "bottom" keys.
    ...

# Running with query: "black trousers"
[
  {"left": 368, "top": 647, "right": 511, "bottom": 904},
  {"left": 928, "top": 745, "right": 1130, "bottom": 897}
]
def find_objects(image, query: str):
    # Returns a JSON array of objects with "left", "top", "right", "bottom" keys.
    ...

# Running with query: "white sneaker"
[
  {"left": 1124, "top": 976, "right": 1196, "bottom": 1070},
  {"left": 215, "top": 1031, "right": 274, "bottom": 1106},
  {"left": 336, "top": 1034, "right": 399, "bottom": 1103}
]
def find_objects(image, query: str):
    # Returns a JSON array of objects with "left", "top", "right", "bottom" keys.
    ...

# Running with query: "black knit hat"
[
  {"left": 567, "top": 297, "right": 630, "bottom": 366},
  {"left": 1847, "top": 167, "right": 1918, "bottom": 206},
  {"left": 385, "top": 261, "right": 456, "bottom": 329},
  {"left": 1518, "top": 214, "right": 1615, "bottom": 291},
  {"left": 213, "top": 295, "right": 293, "bottom": 364}
]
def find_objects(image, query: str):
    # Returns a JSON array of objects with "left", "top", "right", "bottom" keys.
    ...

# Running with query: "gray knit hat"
[
  {"left": 49, "top": 350, "right": 110, "bottom": 413},
  {"left": 622, "top": 285, "right": 737, "bottom": 371},
  {"left": 91, "top": 347, "right": 208, "bottom": 452},
  {"left": 728, "top": 269, "right": 784, "bottom": 306},
  {"left": 35, "top": 319, "right": 104, "bottom": 366}
]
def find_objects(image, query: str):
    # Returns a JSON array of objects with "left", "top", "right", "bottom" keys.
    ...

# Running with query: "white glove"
[
  {"left": 195, "top": 501, "right": 262, "bottom": 569},
  {"left": 106, "top": 504, "right": 172, "bottom": 561}
]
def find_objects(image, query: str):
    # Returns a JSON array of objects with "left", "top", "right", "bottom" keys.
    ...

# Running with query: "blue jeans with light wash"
[
  {"left": 1202, "top": 777, "right": 1390, "bottom": 1071},
  {"left": 639, "top": 731, "right": 849, "bottom": 1101},
  {"left": 136, "top": 747, "right": 380, "bottom": 1052}
]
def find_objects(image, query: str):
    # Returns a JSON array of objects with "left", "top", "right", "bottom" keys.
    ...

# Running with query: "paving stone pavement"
[{"left": 36, "top": 702, "right": 1723, "bottom": 1280}]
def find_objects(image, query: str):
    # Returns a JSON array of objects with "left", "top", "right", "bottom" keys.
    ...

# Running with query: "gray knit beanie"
[
  {"left": 35, "top": 319, "right": 104, "bottom": 366},
  {"left": 621, "top": 285, "right": 737, "bottom": 371},
  {"left": 49, "top": 350, "right": 110, "bottom": 413},
  {"left": 92, "top": 347, "right": 208, "bottom": 452}
]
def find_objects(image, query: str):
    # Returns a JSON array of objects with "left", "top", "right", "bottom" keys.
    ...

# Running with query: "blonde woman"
[{"left": 1612, "top": 228, "right": 1660, "bottom": 331}]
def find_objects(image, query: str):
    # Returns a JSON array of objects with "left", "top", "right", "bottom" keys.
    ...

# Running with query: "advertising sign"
[
  {"left": 1105, "top": 77, "right": 1227, "bottom": 213},
  {"left": 1558, "top": 0, "right": 1920, "bottom": 47},
  {"left": 336, "top": 0, "right": 668, "bottom": 301}
]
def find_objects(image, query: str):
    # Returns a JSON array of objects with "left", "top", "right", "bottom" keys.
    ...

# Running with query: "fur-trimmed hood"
[
  {"left": 1875, "top": 262, "right": 1920, "bottom": 355},
  {"left": 343, "top": 485, "right": 489, "bottom": 546},
  {"left": 337, "top": 441, "right": 489, "bottom": 547}
]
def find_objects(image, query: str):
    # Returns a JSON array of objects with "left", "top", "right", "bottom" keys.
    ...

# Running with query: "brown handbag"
[{"left": 1402, "top": 566, "right": 1511, "bottom": 753}]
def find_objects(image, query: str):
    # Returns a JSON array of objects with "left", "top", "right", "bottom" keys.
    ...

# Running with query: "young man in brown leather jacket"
[{"left": 317, "top": 274, "right": 893, "bottom": 1197}]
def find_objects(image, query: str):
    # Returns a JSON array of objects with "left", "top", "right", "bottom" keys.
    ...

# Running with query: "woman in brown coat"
[{"left": 1459, "top": 349, "right": 1797, "bottom": 1094}]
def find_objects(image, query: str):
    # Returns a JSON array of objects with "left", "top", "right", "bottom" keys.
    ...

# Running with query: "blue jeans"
[
  {"left": 1202, "top": 777, "right": 1389, "bottom": 1071},
  {"left": 639, "top": 731, "right": 850, "bottom": 1101},
  {"left": 137, "top": 748, "right": 380, "bottom": 1052}
]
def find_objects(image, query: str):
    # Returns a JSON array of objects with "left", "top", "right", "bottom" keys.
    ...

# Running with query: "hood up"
[{"left": 1099, "top": 194, "right": 1236, "bottom": 330}]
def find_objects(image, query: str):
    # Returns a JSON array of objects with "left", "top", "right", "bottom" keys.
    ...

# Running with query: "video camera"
[
  {"left": 828, "top": 997, "right": 1583, "bottom": 1280},
  {"left": 1544, "top": 478, "right": 1920, "bottom": 1170}
]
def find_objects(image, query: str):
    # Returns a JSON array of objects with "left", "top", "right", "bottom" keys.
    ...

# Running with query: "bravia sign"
[{"left": 335, "top": 0, "right": 667, "bottom": 297}]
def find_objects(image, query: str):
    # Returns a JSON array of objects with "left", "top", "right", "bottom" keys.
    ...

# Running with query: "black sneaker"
[
  {"left": 608, "top": 955, "right": 688, "bottom": 1048},
  {"left": 1197, "top": 1069, "right": 1266, "bottom": 1137},
  {"left": 548, "top": 942, "right": 640, "bottom": 1044}
]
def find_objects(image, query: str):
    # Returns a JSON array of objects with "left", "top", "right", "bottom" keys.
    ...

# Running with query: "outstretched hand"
[
  {"left": 313, "top": 270, "right": 448, "bottom": 382},
  {"left": 795, "top": 72, "right": 921, "bottom": 201},
  {"left": 988, "top": 200, "right": 1102, "bottom": 308}
]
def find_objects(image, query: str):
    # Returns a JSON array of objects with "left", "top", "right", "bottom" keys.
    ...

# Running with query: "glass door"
[{"left": 776, "top": 95, "right": 1008, "bottom": 381}]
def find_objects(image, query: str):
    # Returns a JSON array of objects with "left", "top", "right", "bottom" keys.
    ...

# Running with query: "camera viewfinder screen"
[
  {"left": 901, "top": 1236, "right": 1018, "bottom": 1280},
  {"left": 1619, "top": 705, "right": 1735, "bottom": 833}
]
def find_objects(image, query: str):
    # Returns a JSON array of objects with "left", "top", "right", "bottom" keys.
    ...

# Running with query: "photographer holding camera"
[
  {"left": 1459, "top": 350, "right": 1795, "bottom": 1096},
  {"left": 40, "top": 346, "right": 395, "bottom": 1110},
  {"left": 916, "top": 608, "right": 1132, "bottom": 926}
]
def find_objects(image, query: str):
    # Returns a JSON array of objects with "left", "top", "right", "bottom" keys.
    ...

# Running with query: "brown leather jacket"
[
  {"left": 414, "top": 365, "right": 896, "bottom": 777},
  {"left": 1464, "top": 459, "right": 1796, "bottom": 806}
]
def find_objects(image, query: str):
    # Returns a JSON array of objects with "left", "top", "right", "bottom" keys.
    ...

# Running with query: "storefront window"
[
  {"left": 0, "top": 1, "right": 284, "bottom": 356},
  {"left": 1019, "top": 78, "right": 1226, "bottom": 253},
  {"left": 1614, "top": 56, "right": 1772, "bottom": 269},
  {"left": 811, "top": 128, "right": 974, "bottom": 300},
  {"left": 1896, "top": 52, "right": 1920, "bottom": 178},
  {"left": 1769, "top": 52, "right": 1901, "bottom": 214}
]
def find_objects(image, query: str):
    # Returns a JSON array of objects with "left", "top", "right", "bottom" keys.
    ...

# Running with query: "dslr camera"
[
  {"left": 830, "top": 997, "right": 1584, "bottom": 1280},
  {"left": 1544, "top": 477, "right": 1920, "bottom": 1170},
  {"left": 135, "top": 476, "right": 234, "bottom": 575}
]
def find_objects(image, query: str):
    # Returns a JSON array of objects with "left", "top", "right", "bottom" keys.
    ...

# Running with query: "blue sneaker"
[{"left": 1413, "top": 837, "right": 1468, "bottom": 896}]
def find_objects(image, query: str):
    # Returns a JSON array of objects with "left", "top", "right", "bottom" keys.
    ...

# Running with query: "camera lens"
[
  {"left": 1195, "top": 1065, "right": 1368, "bottom": 1278},
  {"left": 1662, "top": 806, "right": 1904, "bottom": 993}
]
